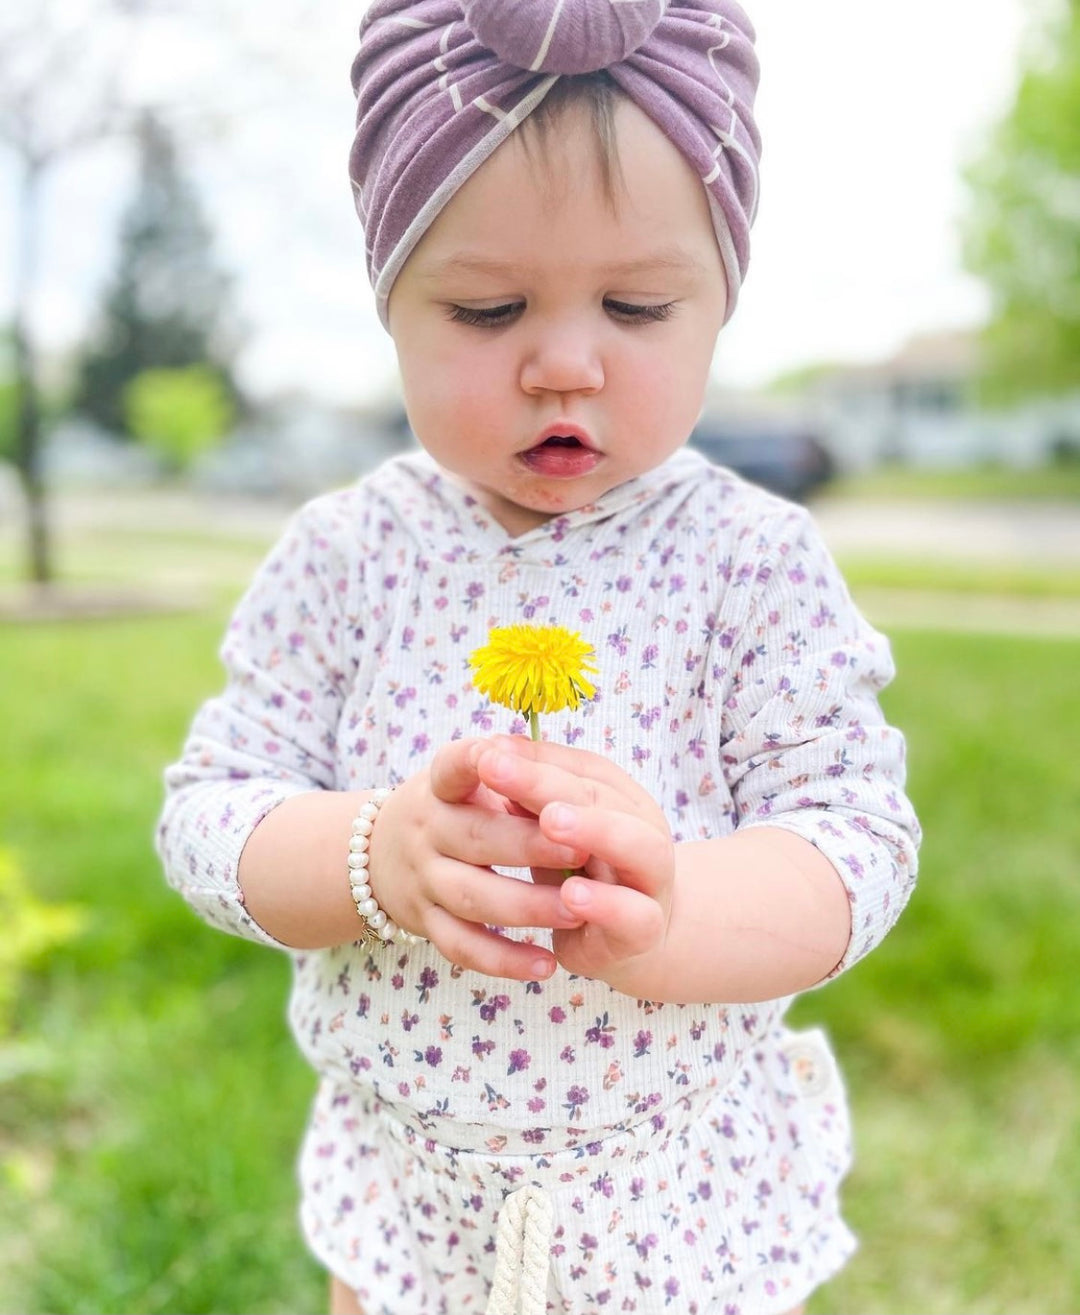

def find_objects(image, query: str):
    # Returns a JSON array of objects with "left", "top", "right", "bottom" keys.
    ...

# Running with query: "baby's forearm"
[
  {"left": 238, "top": 790, "right": 372, "bottom": 948},
  {"left": 627, "top": 827, "right": 851, "bottom": 1004},
  {"left": 236, "top": 786, "right": 852, "bottom": 996}
]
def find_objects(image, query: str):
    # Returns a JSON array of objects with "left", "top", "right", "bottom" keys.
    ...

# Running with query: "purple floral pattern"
[{"left": 158, "top": 448, "right": 920, "bottom": 1314}]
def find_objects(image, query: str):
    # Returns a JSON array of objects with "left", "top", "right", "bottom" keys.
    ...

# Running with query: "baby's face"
[{"left": 387, "top": 96, "right": 728, "bottom": 536}]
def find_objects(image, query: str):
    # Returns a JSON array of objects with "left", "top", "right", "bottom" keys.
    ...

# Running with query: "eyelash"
[{"left": 446, "top": 300, "right": 677, "bottom": 328}]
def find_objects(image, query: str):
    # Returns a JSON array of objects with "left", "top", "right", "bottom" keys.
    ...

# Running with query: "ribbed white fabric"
[{"left": 157, "top": 447, "right": 921, "bottom": 1312}]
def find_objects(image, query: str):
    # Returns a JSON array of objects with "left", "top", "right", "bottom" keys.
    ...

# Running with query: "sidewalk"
[
  {"left": 811, "top": 495, "right": 1080, "bottom": 568},
  {"left": 809, "top": 496, "right": 1080, "bottom": 637}
]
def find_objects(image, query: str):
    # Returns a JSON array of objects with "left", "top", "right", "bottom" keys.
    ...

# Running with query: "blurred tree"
[
  {"left": 2, "top": 0, "right": 327, "bottom": 586},
  {"left": 73, "top": 110, "right": 243, "bottom": 439},
  {"left": 1, "top": 330, "right": 15, "bottom": 465},
  {"left": 123, "top": 364, "right": 234, "bottom": 472},
  {"left": 964, "top": 0, "right": 1080, "bottom": 401},
  {"left": 0, "top": 0, "right": 266, "bottom": 586},
  {"left": 0, "top": 1, "right": 140, "bottom": 583},
  {"left": 0, "top": 382, "right": 15, "bottom": 468}
]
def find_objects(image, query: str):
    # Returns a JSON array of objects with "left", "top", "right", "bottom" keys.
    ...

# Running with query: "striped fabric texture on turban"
[{"left": 350, "top": 0, "right": 761, "bottom": 327}]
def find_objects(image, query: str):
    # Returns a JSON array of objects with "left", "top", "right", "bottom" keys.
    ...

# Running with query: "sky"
[{"left": 2, "top": 0, "right": 1032, "bottom": 408}]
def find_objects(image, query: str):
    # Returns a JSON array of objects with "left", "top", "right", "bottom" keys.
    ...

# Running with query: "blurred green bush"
[
  {"left": 0, "top": 847, "right": 83, "bottom": 1036},
  {"left": 123, "top": 365, "right": 234, "bottom": 472}
]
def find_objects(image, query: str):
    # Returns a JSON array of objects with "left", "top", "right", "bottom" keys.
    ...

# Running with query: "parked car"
[{"left": 689, "top": 418, "right": 835, "bottom": 503}]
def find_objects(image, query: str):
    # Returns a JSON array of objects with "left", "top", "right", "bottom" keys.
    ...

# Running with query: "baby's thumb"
[{"left": 428, "top": 738, "right": 487, "bottom": 803}]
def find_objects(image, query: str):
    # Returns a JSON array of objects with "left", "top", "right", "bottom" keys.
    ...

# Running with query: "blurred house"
[
  {"left": 42, "top": 418, "right": 162, "bottom": 487},
  {"left": 26, "top": 400, "right": 414, "bottom": 501},
  {"left": 191, "top": 398, "right": 413, "bottom": 499},
  {"left": 800, "top": 330, "right": 1080, "bottom": 473}
]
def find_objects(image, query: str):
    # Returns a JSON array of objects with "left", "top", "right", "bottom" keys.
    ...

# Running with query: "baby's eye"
[
  {"left": 604, "top": 299, "right": 677, "bottom": 324},
  {"left": 446, "top": 302, "right": 524, "bottom": 327}
]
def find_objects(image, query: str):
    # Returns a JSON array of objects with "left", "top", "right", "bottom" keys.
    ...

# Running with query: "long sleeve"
[
  {"left": 720, "top": 504, "right": 921, "bottom": 976},
  {"left": 156, "top": 499, "right": 361, "bottom": 947}
]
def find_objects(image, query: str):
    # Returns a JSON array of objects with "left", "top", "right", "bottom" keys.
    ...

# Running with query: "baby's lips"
[{"left": 528, "top": 421, "right": 598, "bottom": 451}]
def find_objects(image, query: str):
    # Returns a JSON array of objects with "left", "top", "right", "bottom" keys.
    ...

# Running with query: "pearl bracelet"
[{"left": 348, "top": 789, "right": 425, "bottom": 948}]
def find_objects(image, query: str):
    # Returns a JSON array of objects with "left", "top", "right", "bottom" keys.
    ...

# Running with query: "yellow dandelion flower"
[{"left": 469, "top": 623, "right": 598, "bottom": 738}]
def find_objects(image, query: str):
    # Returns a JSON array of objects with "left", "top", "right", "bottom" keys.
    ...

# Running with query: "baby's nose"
[{"left": 519, "top": 324, "right": 604, "bottom": 397}]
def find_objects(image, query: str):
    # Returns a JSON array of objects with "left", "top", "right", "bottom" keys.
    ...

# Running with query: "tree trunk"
[{"left": 13, "top": 156, "right": 53, "bottom": 586}]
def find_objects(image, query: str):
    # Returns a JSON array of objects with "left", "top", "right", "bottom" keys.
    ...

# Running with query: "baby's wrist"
[{"left": 346, "top": 788, "right": 426, "bottom": 949}]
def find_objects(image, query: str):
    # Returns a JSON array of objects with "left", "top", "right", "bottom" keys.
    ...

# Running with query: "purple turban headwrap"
[{"left": 350, "top": 0, "right": 761, "bottom": 327}]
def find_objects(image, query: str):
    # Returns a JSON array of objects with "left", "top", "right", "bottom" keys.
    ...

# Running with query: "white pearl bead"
[{"left": 346, "top": 789, "right": 398, "bottom": 946}]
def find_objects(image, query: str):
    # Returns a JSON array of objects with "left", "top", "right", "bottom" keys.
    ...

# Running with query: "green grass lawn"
[
  {"left": 0, "top": 611, "right": 322, "bottom": 1314},
  {"left": 1, "top": 612, "right": 1078, "bottom": 1313},
  {"left": 837, "top": 555, "right": 1080, "bottom": 601},
  {"left": 823, "top": 459, "right": 1080, "bottom": 502},
  {"left": 0, "top": 519, "right": 275, "bottom": 600}
]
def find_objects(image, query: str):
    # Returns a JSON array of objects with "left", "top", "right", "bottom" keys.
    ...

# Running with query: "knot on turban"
[
  {"left": 350, "top": 0, "right": 761, "bottom": 328},
  {"left": 461, "top": 0, "right": 666, "bottom": 75}
]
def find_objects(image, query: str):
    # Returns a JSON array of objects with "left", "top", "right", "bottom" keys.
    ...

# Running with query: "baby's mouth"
[{"left": 520, "top": 432, "right": 601, "bottom": 477}]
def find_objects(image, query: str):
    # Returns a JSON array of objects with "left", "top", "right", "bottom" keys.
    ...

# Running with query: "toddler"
[{"left": 158, "top": 2, "right": 920, "bottom": 1312}]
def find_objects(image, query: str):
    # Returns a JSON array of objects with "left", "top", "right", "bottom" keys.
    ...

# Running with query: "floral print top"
[{"left": 158, "top": 447, "right": 920, "bottom": 1314}]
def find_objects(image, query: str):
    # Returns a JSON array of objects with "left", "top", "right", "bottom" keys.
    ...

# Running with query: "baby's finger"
[
  {"left": 424, "top": 905, "right": 559, "bottom": 983},
  {"left": 539, "top": 801, "right": 672, "bottom": 897},
  {"left": 428, "top": 738, "right": 487, "bottom": 803},
  {"left": 433, "top": 803, "right": 587, "bottom": 872},
  {"left": 433, "top": 863, "right": 585, "bottom": 932},
  {"left": 556, "top": 878, "right": 666, "bottom": 963},
  {"left": 486, "top": 735, "right": 659, "bottom": 813},
  {"left": 490, "top": 735, "right": 647, "bottom": 796},
  {"left": 475, "top": 745, "right": 624, "bottom": 821}
]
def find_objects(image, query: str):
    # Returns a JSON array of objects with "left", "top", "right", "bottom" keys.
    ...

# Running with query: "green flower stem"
[{"left": 523, "top": 709, "right": 573, "bottom": 880}]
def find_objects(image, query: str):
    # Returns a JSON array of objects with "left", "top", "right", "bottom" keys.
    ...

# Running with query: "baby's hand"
[
  {"left": 473, "top": 737, "right": 675, "bottom": 994},
  {"left": 367, "top": 738, "right": 587, "bottom": 981}
]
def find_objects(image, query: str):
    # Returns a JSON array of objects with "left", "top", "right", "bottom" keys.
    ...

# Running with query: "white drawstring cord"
[{"left": 484, "top": 1183, "right": 553, "bottom": 1315}]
